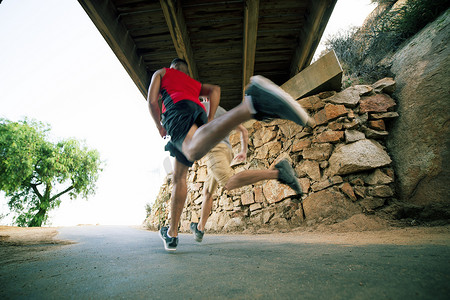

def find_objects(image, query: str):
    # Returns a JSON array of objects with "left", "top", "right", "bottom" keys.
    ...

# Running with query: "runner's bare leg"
[
  {"left": 198, "top": 188, "right": 214, "bottom": 232},
  {"left": 224, "top": 169, "right": 279, "bottom": 190},
  {"left": 168, "top": 159, "right": 189, "bottom": 238},
  {"left": 197, "top": 169, "right": 278, "bottom": 231},
  {"left": 182, "top": 103, "right": 252, "bottom": 162}
]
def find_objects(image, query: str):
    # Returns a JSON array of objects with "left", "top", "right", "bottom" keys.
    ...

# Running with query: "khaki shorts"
[{"left": 204, "top": 143, "right": 234, "bottom": 194}]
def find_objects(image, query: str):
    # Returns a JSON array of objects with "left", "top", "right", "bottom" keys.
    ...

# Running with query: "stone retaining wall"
[{"left": 145, "top": 78, "right": 399, "bottom": 232}]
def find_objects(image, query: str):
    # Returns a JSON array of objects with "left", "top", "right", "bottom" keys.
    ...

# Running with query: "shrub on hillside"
[{"left": 326, "top": 0, "right": 449, "bottom": 87}]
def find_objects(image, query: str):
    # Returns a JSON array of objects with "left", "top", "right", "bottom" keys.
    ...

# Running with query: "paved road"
[{"left": 1, "top": 225, "right": 449, "bottom": 299}]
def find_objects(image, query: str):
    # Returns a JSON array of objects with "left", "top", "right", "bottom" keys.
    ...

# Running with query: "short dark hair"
[{"left": 170, "top": 58, "right": 188, "bottom": 67}]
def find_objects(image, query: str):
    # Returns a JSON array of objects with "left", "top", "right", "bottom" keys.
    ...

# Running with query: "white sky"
[{"left": 0, "top": 0, "right": 375, "bottom": 227}]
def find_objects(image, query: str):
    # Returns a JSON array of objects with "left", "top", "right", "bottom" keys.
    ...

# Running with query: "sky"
[{"left": 0, "top": 0, "right": 375, "bottom": 227}]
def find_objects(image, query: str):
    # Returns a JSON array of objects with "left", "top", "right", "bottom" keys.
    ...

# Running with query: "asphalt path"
[{"left": 1, "top": 225, "right": 449, "bottom": 299}]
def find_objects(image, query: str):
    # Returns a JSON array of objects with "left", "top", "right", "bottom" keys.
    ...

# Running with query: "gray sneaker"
[
  {"left": 245, "top": 75, "right": 310, "bottom": 126},
  {"left": 159, "top": 226, "right": 178, "bottom": 251},
  {"left": 190, "top": 222, "right": 204, "bottom": 243},
  {"left": 275, "top": 159, "right": 302, "bottom": 195}
]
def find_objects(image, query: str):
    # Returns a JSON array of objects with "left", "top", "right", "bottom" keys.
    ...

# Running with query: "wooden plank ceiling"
[{"left": 78, "top": 0, "right": 337, "bottom": 110}]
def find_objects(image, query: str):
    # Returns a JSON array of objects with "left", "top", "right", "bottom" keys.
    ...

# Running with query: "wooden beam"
[
  {"left": 281, "top": 50, "right": 343, "bottom": 100},
  {"left": 77, "top": 0, "right": 150, "bottom": 99},
  {"left": 159, "top": 0, "right": 198, "bottom": 80},
  {"left": 289, "top": 0, "right": 337, "bottom": 77},
  {"left": 242, "top": 0, "right": 259, "bottom": 95}
]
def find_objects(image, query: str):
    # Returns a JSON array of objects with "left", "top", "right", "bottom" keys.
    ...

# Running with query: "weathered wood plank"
[
  {"left": 77, "top": 0, "right": 150, "bottom": 99},
  {"left": 160, "top": 0, "right": 199, "bottom": 80},
  {"left": 281, "top": 50, "right": 343, "bottom": 100},
  {"left": 243, "top": 0, "right": 259, "bottom": 92},
  {"left": 289, "top": 0, "right": 337, "bottom": 76}
]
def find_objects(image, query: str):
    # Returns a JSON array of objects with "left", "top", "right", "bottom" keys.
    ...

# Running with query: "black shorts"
[{"left": 162, "top": 100, "right": 208, "bottom": 167}]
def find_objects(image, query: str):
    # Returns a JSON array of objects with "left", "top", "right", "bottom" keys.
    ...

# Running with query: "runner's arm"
[
  {"left": 200, "top": 83, "right": 220, "bottom": 122},
  {"left": 148, "top": 69, "right": 167, "bottom": 138},
  {"left": 233, "top": 124, "right": 248, "bottom": 162}
]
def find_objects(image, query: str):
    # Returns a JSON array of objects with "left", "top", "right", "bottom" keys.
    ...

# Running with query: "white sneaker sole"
[
  {"left": 250, "top": 75, "right": 310, "bottom": 125},
  {"left": 159, "top": 230, "right": 177, "bottom": 251}
]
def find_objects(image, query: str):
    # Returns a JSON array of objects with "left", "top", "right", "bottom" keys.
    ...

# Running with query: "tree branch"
[
  {"left": 30, "top": 183, "right": 43, "bottom": 201},
  {"left": 50, "top": 185, "right": 74, "bottom": 202}
]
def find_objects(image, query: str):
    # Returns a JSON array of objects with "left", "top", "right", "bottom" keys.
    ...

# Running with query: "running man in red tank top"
[{"left": 148, "top": 58, "right": 315, "bottom": 251}]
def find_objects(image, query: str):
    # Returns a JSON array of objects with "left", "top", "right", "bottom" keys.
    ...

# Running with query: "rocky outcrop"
[
  {"left": 145, "top": 78, "right": 400, "bottom": 233},
  {"left": 386, "top": 9, "right": 450, "bottom": 216}
]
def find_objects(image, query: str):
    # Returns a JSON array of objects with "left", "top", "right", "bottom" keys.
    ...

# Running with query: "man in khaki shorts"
[{"left": 190, "top": 104, "right": 301, "bottom": 242}]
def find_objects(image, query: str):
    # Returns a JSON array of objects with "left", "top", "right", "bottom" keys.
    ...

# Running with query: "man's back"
[{"left": 160, "top": 67, "right": 204, "bottom": 113}]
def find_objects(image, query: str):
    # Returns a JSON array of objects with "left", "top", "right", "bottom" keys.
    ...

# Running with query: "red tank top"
[{"left": 160, "top": 68, "right": 205, "bottom": 113}]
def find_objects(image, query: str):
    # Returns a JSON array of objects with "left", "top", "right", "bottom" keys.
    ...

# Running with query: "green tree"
[{"left": 0, "top": 118, "right": 103, "bottom": 227}]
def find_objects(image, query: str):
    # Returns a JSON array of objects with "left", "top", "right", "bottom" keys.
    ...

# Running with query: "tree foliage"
[{"left": 0, "top": 118, "right": 103, "bottom": 227}]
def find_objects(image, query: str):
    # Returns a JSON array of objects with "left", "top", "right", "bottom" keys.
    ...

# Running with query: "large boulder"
[
  {"left": 302, "top": 188, "right": 361, "bottom": 223},
  {"left": 387, "top": 10, "right": 450, "bottom": 207},
  {"left": 328, "top": 139, "right": 392, "bottom": 176},
  {"left": 263, "top": 181, "right": 297, "bottom": 204}
]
